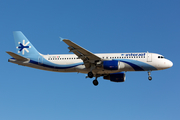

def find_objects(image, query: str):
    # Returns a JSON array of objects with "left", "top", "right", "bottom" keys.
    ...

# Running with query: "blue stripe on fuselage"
[{"left": 118, "top": 59, "right": 157, "bottom": 71}]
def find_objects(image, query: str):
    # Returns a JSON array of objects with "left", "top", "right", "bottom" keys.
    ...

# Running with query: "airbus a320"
[{"left": 6, "top": 31, "right": 173, "bottom": 86}]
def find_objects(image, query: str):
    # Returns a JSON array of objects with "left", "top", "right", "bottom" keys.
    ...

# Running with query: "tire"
[
  {"left": 88, "top": 72, "right": 94, "bottom": 78},
  {"left": 148, "top": 76, "right": 152, "bottom": 80},
  {"left": 93, "top": 80, "right": 98, "bottom": 86}
]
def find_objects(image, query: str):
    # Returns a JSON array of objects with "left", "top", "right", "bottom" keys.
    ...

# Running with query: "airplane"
[{"left": 6, "top": 31, "right": 173, "bottom": 86}]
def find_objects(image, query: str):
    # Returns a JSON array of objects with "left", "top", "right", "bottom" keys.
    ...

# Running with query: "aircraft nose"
[
  {"left": 169, "top": 60, "right": 173, "bottom": 68},
  {"left": 167, "top": 60, "right": 173, "bottom": 68}
]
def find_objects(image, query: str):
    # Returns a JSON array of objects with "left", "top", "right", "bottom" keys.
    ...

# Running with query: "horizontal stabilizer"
[{"left": 6, "top": 51, "right": 29, "bottom": 61}]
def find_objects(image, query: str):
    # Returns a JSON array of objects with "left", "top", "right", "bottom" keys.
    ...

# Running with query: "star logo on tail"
[{"left": 16, "top": 40, "right": 31, "bottom": 55}]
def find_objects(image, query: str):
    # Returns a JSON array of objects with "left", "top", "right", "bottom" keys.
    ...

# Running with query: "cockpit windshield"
[{"left": 158, "top": 56, "right": 165, "bottom": 59}]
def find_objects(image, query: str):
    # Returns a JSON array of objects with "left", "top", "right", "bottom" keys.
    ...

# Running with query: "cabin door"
[{"left": 147, "top": 53, "right": 152, "bottom": 62}]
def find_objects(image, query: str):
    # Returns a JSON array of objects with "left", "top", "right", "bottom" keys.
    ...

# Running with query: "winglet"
[
  {"left": 59, "top": 37, "right": 63, "bottom": 42},
  {"left": 6, "top": 51, "right": 29, "bottom": 61}
]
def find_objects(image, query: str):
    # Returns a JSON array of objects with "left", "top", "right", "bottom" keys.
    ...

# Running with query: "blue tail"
[{"left": 13, "top": 31, "right": 40, "bottom": 58}]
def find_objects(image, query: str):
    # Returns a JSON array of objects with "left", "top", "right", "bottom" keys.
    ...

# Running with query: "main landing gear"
[
  {"left": 148, "top": 71, "right": 152, "bottom": 81},
  {"left": 87, "top": 72, "right": 99, "bottom": 86},
  {"left": 88, "top": 71, "right": 94, "bottom": 78}
]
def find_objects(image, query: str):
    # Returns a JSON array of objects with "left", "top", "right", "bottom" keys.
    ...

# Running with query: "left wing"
[{"left": 63, "top": 39, "right": 102, "bottom": 68}]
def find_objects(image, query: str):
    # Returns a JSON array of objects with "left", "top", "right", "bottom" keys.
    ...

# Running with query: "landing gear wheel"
[
  {"left": 148, "top": 76, "right": 152, "bottom": 81},
  {"left": 88, "top": 72, "right": 94, "bottom": 78},
  {"left": 93, "top": 80, "right": 99, "bottom": 86},
  {"left": 148, "top": 71, "right": 152, "bottom": 81}
]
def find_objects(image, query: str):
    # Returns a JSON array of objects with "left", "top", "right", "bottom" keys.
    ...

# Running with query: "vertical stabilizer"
[{"left": 13, "top": 31, "right": 40, "bottom": 58}]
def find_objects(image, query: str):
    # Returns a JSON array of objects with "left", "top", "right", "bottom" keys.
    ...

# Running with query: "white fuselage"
[{"left": 9, "top": 52, "right": 173, "bottom": 75}]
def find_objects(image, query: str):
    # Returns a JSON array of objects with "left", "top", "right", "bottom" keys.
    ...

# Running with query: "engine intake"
[{"left": 103, "top": 72, "right": 126, "bottom": 82}]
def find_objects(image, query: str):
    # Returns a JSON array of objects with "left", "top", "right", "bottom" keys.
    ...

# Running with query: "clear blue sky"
[{"left": 1, "top": 0, "right": 180, "bottom": 120}]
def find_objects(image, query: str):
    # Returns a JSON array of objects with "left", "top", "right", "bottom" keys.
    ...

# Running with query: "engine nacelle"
[
  {"left": 103, "top": 72, "right": 126, "bottom": 82},
  {"left": 103, "top": 60, "right": 120, "bottom": 70}
]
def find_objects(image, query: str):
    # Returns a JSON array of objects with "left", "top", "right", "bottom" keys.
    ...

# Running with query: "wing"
[{"left": 63, "top": 39, "right": 101, "bottom": 68}]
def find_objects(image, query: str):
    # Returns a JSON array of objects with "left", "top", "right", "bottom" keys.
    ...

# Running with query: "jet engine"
[
  {"left": 103, "top": 60, "right": 122, "bottom": 70},
  {"left": 103, "top": 72, "right": 126, "bottom": 82}
]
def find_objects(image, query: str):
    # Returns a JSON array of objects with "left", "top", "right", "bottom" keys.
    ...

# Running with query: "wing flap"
[{"left": 6, "top": 51, "right": 29, "bottom": 61}]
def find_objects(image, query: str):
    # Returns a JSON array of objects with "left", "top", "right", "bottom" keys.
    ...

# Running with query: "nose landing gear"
[{"left": 148, "top": 71, "right": 152, "bottom": 80}]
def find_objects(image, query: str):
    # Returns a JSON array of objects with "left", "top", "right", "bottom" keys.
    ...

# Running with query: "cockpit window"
[{"left": 158, "top": 56, "right": 165, "bottom": 59}]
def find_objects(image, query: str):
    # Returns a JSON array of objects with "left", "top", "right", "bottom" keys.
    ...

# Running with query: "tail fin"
[{"left": 13, "top": 31, "right": 40, "bottom": 57}]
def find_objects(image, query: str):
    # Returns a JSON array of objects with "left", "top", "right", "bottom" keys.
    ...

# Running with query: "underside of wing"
[{"left": 63, "top": 39, "right": 101, "bottom": 68}]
